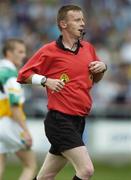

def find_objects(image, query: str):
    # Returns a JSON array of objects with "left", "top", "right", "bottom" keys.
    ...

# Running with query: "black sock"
[
  {"left": 72, "top": 175, "right": 82, "bottom": 180},
  {"left": 33, "top": 177, "right": 37, "bottom": 180}
]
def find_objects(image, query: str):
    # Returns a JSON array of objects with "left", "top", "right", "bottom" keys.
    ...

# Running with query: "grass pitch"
[{"left": 3, "top": 162, "right": 131, "bottom": 180}]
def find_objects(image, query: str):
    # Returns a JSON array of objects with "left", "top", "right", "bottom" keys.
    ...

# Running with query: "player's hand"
[
  {"left": 88, "top": 61, "right": 107, "bottom": 74},
  {"left": 45, "top": 78, "right": 65, "bottom": 92},
  {"left": 22, "top": 130, "right": 32, "bottom": 149}
]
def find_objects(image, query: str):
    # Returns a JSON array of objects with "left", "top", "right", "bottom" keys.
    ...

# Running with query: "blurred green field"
[{"left": 3, "top": 162, "right": 131, "bottom": 180}]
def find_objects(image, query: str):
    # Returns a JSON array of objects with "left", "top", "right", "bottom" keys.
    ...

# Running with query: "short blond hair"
[{"left": 57, "top": 5, "right": 82, "bottom": 30}]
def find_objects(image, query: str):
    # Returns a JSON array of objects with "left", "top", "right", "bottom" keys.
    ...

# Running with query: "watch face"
[{"left": 41, "top": 77, "right": 46, "bottom": 86}]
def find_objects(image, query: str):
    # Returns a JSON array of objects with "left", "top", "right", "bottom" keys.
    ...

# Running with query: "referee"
[{"left": 17, "top": 5, "right": 107, "bottom": 180}]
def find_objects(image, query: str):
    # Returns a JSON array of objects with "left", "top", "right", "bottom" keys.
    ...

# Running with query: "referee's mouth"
[{"left": 78, "top": 29, "right": 86, "bottom": 36}]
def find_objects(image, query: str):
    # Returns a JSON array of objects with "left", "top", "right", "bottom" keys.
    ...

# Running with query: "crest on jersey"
[{"left": 60, "top": 73, "right": 70, "bottom": 83}]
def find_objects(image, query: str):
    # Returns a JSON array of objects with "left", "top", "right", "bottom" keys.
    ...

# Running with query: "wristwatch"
[{"left": 41, "top": 76, "right": 47, "bottom": 87}]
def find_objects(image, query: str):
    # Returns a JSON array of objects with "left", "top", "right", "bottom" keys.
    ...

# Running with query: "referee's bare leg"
[
  {"left": 62, "top": 146, "right": 94, "bottom": 180},
  {"left": 36, "top": 146, "right": 93, "bottom": 180},
  {"left": 36, "top": 152, "right": 67, "bottom": 180}
]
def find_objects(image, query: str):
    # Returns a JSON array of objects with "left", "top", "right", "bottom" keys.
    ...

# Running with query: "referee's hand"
[
  {"left": 89, "top": 61, "right": 107, "bottom": 74},
  {"left": 45, "top": 78, "right": 65, "bottom": 92}
]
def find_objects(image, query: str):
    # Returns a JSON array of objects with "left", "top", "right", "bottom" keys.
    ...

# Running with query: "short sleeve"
[
  {"left": 5, "top": 77, "right": 25, "bottom": 106},
  {"left": 90, "top": 44, "right": 100, "bottom": 61},
  {"left": 17, "top": 47, "right": 47, "bottom": 83}
]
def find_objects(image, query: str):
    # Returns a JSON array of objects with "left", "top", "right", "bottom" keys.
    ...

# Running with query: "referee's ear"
[{"left": 59, "top": 20, "right": 67, "bottom": 29}]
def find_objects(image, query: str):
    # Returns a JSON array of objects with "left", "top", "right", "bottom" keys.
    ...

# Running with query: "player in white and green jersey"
[
  {"left": 0, "top": 39, "right": 36, "bottom": 180},
  {"left": 0, "top": 60, "right": 24, "bottom": 118}
]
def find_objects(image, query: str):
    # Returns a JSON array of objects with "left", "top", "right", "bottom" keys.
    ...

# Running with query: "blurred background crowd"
[{"left": 0, "top": 0, "right": 131, "bottom": 119}]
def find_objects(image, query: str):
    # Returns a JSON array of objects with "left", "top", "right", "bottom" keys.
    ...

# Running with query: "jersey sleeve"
[
  {"left": 17, "top": 46, "right": 47, "bottom": 83},
  {"left": 89, "top": 44, "right": 100, "bottom": 61},
  {"left": 5, "top": 77, "right": 25, "bottom": 106}
]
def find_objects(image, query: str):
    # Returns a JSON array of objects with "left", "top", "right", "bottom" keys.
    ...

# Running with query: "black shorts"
[{"left": 44, "top": 110, "right": 85, "bottom": 155}]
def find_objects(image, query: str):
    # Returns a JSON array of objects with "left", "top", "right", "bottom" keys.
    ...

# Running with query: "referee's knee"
[{"left": 77, "top": 164, "right": 94, "bottom": 179}]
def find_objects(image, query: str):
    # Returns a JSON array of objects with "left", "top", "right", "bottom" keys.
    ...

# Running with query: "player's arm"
[
  {"left": 11, "top": 104, "right": 27, "bottom": 131},
  {"left": 6, "top": 77, "right": 32, "bottom": 147},
  {"left": 11, "top": 104, "right": 32, "bottom": 148},
  {"left": 88, "top": 61, "right": 107, "bottom": 83}
]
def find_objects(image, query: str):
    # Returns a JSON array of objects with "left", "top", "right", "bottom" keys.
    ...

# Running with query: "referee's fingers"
[
  {"left": 59, "top": 80, "right": 65, "bottom": 85},
  {"left": 54, "top": 86, "right": 62, "bottom": 92},
  {"left": 58, "top": 81, "right": 65, "bottom": 88}
]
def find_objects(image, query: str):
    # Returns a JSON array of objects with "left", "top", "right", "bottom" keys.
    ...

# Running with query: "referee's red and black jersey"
[{"left": 17, "top": 36, "right": 100, "bottom": 116}]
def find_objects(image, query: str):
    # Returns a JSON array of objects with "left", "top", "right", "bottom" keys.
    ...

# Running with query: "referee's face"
[{"left": 64, "top": 10, "right": 85, "bottom": 39}]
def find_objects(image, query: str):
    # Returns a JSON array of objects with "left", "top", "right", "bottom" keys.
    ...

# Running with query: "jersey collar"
[
  {"left": 0, "top": 59, "right": 17, "bottom": 71},
  {"left": 56, "top": 35, "right": 83, "bottom": 54}
]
